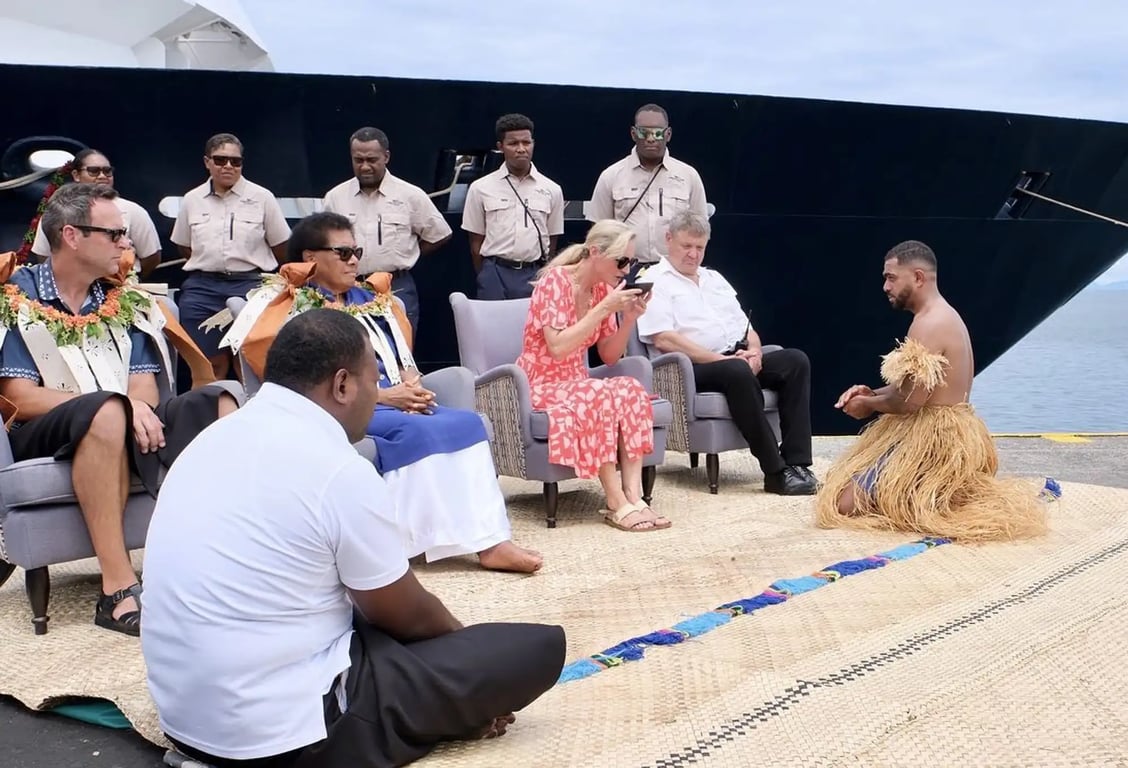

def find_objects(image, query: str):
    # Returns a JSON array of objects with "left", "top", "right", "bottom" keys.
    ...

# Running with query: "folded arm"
[{"left": 651, "top": 329, "right": 727, "bottom": 364}]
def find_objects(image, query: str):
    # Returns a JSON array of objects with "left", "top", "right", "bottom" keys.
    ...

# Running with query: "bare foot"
[
  {"left": 475, "top": 713, "right": 516, "bottom": 739},
  {"left": 478, "top": 541, "right": 543, "bottom": 573}
]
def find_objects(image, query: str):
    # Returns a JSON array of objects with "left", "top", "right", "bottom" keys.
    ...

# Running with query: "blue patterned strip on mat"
[{"left": 557, "top": 536, "right": 952, "bottom": 684}]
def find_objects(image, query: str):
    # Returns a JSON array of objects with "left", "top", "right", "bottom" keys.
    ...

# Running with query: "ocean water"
[{"left": 971, "top": 288, "right": 1128, "bottom": 433}]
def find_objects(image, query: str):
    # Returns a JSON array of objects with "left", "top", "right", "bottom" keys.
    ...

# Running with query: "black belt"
[
  {"left": 198, "top": 269, "right": 262, "bottom": 281},
  {"left": 486, "top": 256, "right": 542, "bottom": 270}
]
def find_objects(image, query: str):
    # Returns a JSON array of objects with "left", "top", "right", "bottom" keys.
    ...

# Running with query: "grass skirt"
[{"left": 815, "top": 403, "right": 1048, "bottom": 542}]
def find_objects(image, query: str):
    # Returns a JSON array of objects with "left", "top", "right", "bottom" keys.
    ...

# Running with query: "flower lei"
[
  {"left": 0, "top": 276, "right": 152, "bottom": 347},
  {"left": 16, "top": 162, "right": 76, "bottom": 265},
  {"left": 290, "top": 283, "right": 393, "bottom": 317}
]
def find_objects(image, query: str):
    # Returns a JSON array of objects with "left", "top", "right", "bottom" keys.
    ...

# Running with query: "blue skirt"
[{"left": 366, "top": 404, "right": 488, "bottom": 473}]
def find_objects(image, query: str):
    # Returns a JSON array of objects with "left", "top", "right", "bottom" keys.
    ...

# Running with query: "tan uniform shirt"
[
  {"left": 588, "top": 148, "right": 708, "bottom": 263},
  {"left": 32, "top": 195, "right": 161, "bottom": 271},
  {"left": 460, "top": 164, "right": 564, "bottom": 263},
  {"left": 322, "top": 173, "right": 452, "bottom": 275},
  {"left": 170, "top": 177, "right": 290, "bottom": 273}
]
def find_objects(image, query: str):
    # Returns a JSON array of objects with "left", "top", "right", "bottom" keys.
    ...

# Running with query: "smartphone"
[{"left": 624, "top": 280, "right": 653, "bottom": 296}]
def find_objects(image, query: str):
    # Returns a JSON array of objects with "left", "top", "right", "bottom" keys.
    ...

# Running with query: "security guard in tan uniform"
[
  {"left": 588, "top": 103, "right": 708, "bottom": 264},
  {"left": 322, "top": 127, "right": 452, "bottom": 333},
  {"left": 172, "top": 132, "right": 291, "bottom": 381},
  {"left": 461, "top": 113, "right": 564, "bottom": 300}
]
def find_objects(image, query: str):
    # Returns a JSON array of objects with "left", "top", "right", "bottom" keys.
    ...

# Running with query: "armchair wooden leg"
[
  {"left": 689, "top": 452, "right": 699, "bottom": 468},
  {"left": 542, "top": 482, "right": 559, "bottom": 529},
  {"left": 642, "top": 465, "right": 656, "bottom": 505},
  {"left": 706, "top": 454, "right": 720, "bottom": 495},
  {"left": 0, "top": 559, "right": 15, "bottom": 589},
  {"left": 26, "top": 566, "right": 50, "bottom": 635}
]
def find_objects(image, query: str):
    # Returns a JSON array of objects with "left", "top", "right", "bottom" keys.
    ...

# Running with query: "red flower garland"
[{"left": 15, "top": 162, "right": 76, "bottom": 265}]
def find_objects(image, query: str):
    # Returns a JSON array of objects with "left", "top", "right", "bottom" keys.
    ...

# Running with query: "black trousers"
[
  {"left": 692, "top": 348, "right": 813, "bottom": 474},
  {"left": 172, "top": 619, "right": 567, "bottom": 768},
  {"left": 9, "top": 388, "right": 230, "bottom": 497}
]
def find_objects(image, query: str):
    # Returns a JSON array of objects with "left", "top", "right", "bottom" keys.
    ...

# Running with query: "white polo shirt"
[
  {"left": 141, "top": 383, "right": 409, "bottom": 760},
  {"left": 635, "top": 258, "right": 750, "bottom": 354}
]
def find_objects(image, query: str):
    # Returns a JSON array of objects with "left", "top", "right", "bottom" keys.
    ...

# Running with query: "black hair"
[
  {"left": 634, "top": 103, "right": 669, "bottom": 124},
  {"left": 286, "top": 212, "right": 354, "bottom": 264},
  {"left": 349, "top": 127, "right": 390, "bottom": 151},
  {"left": 495, "top": 113, "right": 534, "bottom": 141},
  {"left": 886, "top": 240, "right": 938, "bottom": 270},
  {"left": 264, "top": 308, "right": 371, "bottom": 394},
  {"left": 205, "top": 133, "right": 243, "bottom": 156}
]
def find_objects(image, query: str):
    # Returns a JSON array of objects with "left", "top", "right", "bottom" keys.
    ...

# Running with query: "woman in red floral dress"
[{"left": 517, "top": 220, "right": 669, "bottom": 532}]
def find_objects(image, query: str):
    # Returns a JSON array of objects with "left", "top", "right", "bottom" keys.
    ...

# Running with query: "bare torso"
[{"left": 909, "top": 296, "right": 974, "bottom": 406}]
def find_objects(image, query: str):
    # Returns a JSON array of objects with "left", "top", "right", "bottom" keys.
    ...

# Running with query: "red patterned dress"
[{"left": 517, "top": 266, "right": 654, "bottom": 479}]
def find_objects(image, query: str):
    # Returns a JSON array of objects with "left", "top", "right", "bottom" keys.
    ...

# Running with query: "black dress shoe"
[
  {"left": 764, "top": 466, "right": 817, "bottom": 496},
  {"left": 795, "top": 465, "right": 817, "bottom": 484}
]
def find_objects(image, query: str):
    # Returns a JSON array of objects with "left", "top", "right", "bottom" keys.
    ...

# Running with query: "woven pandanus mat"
[{"left": 0, "top": 451, "right": 1123, "bottom": 767}]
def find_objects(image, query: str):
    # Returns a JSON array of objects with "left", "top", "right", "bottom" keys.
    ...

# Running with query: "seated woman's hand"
[
  {"left": 596, "top": 282, "right": 642, "bottom": 316},
  {"left": 381, "top": 382, "right": 437, "bottom": 414},
  {"left": 622, "top": 289, "right": 650, "bottom": 322}
]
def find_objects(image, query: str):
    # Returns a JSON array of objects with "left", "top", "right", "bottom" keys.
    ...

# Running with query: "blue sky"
[{"left": 241, "top": 0, "right": 1128, "bottom": 283}]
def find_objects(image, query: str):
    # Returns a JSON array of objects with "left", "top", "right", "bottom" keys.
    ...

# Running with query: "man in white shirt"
[
  {"left": 587, "top": 103, "right": 709, "bottom": 265},
  {"left": 322, "top": 127, "right": 453, "bottom": 334},
  {"left": 142, "top": 309, "right": 565, "bottom": 767},
  {"left": 636, "top": 211, "right": 816, "bottom": 495}
]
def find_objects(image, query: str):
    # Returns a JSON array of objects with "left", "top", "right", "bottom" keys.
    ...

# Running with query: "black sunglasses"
[
  {"left": 616, "top": 256, "right": 636, "bottom": 270},
  {"left": 80, "top": 165, "right": 114, "bottom": 177},
  {"left": 72, "top": 224, "right": 127, "bottom": 243},
  {"left": 314, "top": 245, "right": 364, "bottom": 261},
  {"left": 210, "top": 155, "right": 244, "bottom": 167}
]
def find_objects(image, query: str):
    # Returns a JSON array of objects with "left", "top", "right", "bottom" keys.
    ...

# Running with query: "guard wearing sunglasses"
[
  {"left": 588, "top": 103, "right": 709, "bottom": 265},
  {"left": 171, "top": 132, "right": 291, "bottom": 383},
  {"left": 29, "top": 148, "right": 163, "bottom": 278}
]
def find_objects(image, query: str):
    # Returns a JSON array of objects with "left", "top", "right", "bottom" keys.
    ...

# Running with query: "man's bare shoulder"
[{"left": 908, "top": 302, "right": 969, "bottom": 355}]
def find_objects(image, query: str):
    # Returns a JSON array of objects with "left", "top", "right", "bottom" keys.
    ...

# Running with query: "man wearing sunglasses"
[
  {"left": 172, "top": 133, "right": 291, "bottom": 384},
  {"left": 0, "top": 183, "right": 242, "bottom": 636},
  {"left": 323, "top": 127, "right": 453, "bottom": 335},
  {"left": 30, "top": 148, "right": 163, "bottom": 278},
  {"left": 588, "top": 103, "right": 709, "bottom": 265}
]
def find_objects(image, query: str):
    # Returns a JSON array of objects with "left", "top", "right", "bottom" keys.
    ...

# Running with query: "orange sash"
[
  {"left": 0, "top": 250, "right": 218, "bottom": 428},
  {"left": 239, "top": 265, "right": 414, "bottom": 380}
]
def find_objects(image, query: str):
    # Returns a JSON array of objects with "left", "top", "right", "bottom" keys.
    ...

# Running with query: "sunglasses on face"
[
  {"left": 210, "top": 155, "right": 244, "bottom": 167},
  {"left": 80, "top": 166, "right": 114, "bottom": 177},
  {"left": 315, "top": 245, "right": 364, "bottom": 261},
  {"left": 72, "top": 224, "right": 127, "bottom": 243},
  {"left": 616, "top": 256, "right": 636, "bottom": 270},
  {"left": 632, "top": 126, "right": 668, "bottom": 141}
]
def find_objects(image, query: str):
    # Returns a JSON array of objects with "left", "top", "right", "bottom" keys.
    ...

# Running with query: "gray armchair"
[
  {"left": 626, "top": 328, "right": 782, "bottom": 494},
  {"left": 224, "top": 297, "right": 490, "bottom": 464},
  {"left": 448, "top": 292, "right": 674, "bottom": 527},
  {"left": 0, "top": 296, "right": 245, "bottom": 634}
]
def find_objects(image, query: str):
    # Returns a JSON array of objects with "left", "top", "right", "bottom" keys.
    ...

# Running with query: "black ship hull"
[{"left": 3, "top": 63, "right": 1127, "bottom": 435}]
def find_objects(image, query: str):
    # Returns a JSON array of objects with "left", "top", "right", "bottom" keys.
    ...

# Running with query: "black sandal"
[{"left": 95, "top": 582, "right": 143, "bottom": 637}]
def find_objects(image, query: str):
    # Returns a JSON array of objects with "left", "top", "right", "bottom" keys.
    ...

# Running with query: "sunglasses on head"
[
  {"left": 314, "top": 245, "right": 364, "bottom": 261},
  {"left": 80, "top": 165, "right": 114, "bottom": 177},
  {"left": 632, "top": 126, "right": 668, "bottom": 141},
  {"left": 210, "top": 155, "right": 244, "bottom": 167},
  {"left": 72, "top": 224, "right": 127, "bottom": 243}
]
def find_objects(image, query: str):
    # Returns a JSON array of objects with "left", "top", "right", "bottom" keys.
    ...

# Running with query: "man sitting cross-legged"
[
  {"left": 142, "top": 309, "right": 566, "bottom": 768},
  {"left": 0, "top": 183, "right": 241, "bottom": 636}
]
